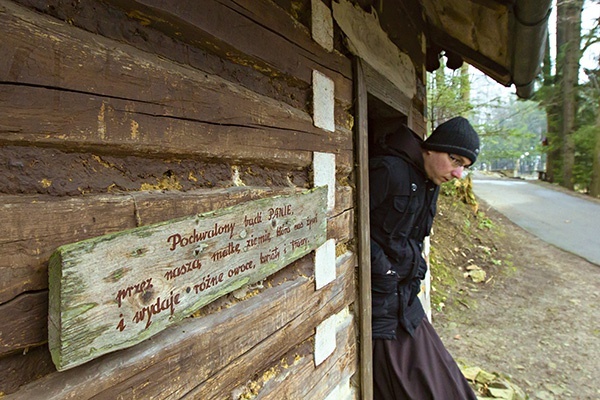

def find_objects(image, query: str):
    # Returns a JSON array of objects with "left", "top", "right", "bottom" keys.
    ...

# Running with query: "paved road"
[{"left": 471, "top": 172, "right": 600, "bottom": 266}]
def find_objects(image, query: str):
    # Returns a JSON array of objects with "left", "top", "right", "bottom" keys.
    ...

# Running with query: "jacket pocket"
[
  {"left": 382, "top": 195, "right": 418, "bottom": 236},
  {"left": 371, "top": 273, "right": 399, "bottom": 319}
]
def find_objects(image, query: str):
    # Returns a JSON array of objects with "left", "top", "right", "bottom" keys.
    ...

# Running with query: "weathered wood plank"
[
  {"left": 0, "top": 292, "right": 48, "bottom": 357},
  {"left": 49, "top": 187, "right": 328, "bottom": 371},
  {"left": 9, "top": 253, "right": 355, "bottom": 399},
  {"left": 0, "top": 195, "right": 135, "bottom": 305},
  {"left": 93, "top": 254, "right": 356, "bottom": 400},
  {"left": 258, "top": 313, "right": 357, "bottom": 400},
  {"left": 355, "top": 58, "right": 374, "bottom": 400},
  {"left": 11, "top": 0, "right": 310, "bottom": 112},
  {"left": 411, "top": 104, "right": 427, "bottom": 136},
  {"left": 328, "top": 207, "right": 354, "bottom": 244},
  {"left": 103, "top": 0, "right": 353, "bottom": 104},
  {"left": 0, "top": 184, "right": 352, "bottom": 303},
  {"left": 176, "top": 307, "right": 355, "bottom": 400},
  {"left": 9, "top": 0, "right": 352, "bottom": 109},
  {"left": 0, "top": 145, "right": 312, "bottom": 196},
  {"left": 361, "top": 60, "right": 412, "bottom": 117},
  {"left": 0, "top": 84, "right": 352, "bottom": 168},
  {"left": 191, "top": 308, "right": 356, "bottom": 400},
  {"left": 0, "top": 345, "right": 55, "bottom": 396},
  {"left": 0, "top": 2, "right": 353, "bottom": 167},
  {"left": 0, "top": 188, "right": 288, "bottom": 304}
]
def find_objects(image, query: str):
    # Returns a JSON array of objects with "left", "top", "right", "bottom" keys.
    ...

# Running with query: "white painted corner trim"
[
  {"left": 313, "top": 151, "right": 336, "bottom": 212},
  {"left": 312, "top": 70, "right": 335, "bottom": 132},
  {"left": 315, "top": 239, "right": 336, "bottom": 290},
  {"left": 311, "top": 0, "right": 334, "bottom": 52},
  {"left": 314, "top": 307, "right": 352, "bottom": 366}
]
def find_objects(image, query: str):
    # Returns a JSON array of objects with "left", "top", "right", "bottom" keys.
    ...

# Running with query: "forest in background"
[{"left": 427, "top": 0, "right": 600, "bottom": 197}]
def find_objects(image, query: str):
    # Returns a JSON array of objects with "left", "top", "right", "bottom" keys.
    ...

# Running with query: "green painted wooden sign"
[{"left": 48, "top": 187, "right": 327, "bottom": 371}]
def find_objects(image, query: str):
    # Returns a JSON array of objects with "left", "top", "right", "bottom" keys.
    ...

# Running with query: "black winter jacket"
[{"left": 370, "top": 126, "right": 439, "bottom": 338}]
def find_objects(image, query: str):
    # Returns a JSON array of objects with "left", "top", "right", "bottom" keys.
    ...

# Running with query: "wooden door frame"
[
  {"left": 354, "top": 57, "right": 414, "bottom": 399},
  {"left": 354, "top": 57, "right": 373, "bottom": 400}
]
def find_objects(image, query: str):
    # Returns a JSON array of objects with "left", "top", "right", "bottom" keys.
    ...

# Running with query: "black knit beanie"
[{"left": 422, "top": 117, "right": 480, "bottom": 164}]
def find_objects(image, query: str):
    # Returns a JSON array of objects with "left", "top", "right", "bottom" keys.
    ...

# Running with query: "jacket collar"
[{"left": 372, "top": 124, "right": 427, "bottom": 177}]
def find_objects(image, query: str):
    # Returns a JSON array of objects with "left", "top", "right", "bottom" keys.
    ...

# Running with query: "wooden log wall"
[{"left": 0, "top": 0, "right": 357, "bottom": 397}]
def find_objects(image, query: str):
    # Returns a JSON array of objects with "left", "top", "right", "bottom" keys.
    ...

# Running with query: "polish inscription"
[{"left": 48, "top": 187, "right": 328, "bottom": 371}]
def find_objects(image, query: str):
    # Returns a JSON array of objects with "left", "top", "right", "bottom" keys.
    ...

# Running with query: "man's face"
[{"left": 423, "top": 151, "right": 471, "bottom": 185}]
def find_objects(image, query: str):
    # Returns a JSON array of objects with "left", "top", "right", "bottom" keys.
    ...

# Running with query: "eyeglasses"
[{"left": 448, "top": 153, "right": 469, "bottom": 169}]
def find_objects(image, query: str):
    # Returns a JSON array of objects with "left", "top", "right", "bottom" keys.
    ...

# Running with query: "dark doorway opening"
[{"left": 367, "top": 94, "right": 408, "bottom": 158}]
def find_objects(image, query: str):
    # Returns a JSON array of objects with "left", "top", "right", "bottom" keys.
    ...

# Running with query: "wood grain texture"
[
  {"left": 0, "top": 184, "right": 352, "bottom": 302},
  {"left": 0, "top": 84, "right": 352, "bottom": 168},
  {"left": 361, "top": 60, "right": 412, "bottom": 117},
  {"left": 10, "top": 0, "right": 352, "bottom": 108},
  {"left": 0, "top": 292, "right": 48, "bottom": 357},
  {"left": 103, "top": 0, "right": 353, "bottom": 104},
  {"left": 258, "top": 313, "right": 357, "bottom": 400},
  {"left": 355, "top": 58, "right": 374, "bottom": 400},
  {"left": 0, "top": 2, "right": 353, "bottom": 168},
  {"left": 0, "top": 345, "right": 55, "bottom": 396},
  {"left": 9, "top": 253, "right": 355, "bottom": 399},
  {"left": 0, "top": 0, "right": 360, "bottom": 395}
]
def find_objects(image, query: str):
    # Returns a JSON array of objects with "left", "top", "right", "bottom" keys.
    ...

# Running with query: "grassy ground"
[{"left": 430, "top": 176, "right": 516, "bottom": 315}]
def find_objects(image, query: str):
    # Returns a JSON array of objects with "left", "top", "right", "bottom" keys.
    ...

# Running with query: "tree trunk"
[
  {"left": 542, "top": 29, "right": 560, "bottom": 183},
  {"left": 560, "top": 0, "right": 584, "bottom": 190},
  {"left": 460, "top": 64, "right": 470, "bottom": 105}
]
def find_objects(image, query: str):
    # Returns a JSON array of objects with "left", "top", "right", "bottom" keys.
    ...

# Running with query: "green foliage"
[
  {"left": 427, "top": 63, "right": 474, "bottom": 130},
  {"left": 428, "top": 65, "right": 547, "bottom": 173},
  {"left": 473, "top": 97, "right": 546, "bottom": 171},
  {"left": 573, "top": 124, "right": 599, "bottom": 192},
  {"left": 429, "top": 246, "right": 454, "bottom": 312},
  {"left": 477, "top": 212, "right": 495, "bottom": 230},
  {"left": 427, "top": 41, "right": 600, "bottom": 193},
  {"left": 571, "top": 73, "right": 600, "bottom": 192}
]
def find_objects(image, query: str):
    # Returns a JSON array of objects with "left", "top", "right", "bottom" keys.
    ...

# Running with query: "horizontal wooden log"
[
  {"left": 361, "top": 60, "right": 412, "bottom": 117},
  {"left": 258, "top": 313, "right": 357, "bottom": 400},
  {"left": 0, "top": 84, "right": 352, "bottom": 169},
  {"left": 0, "top": 185, "right": 352, "bottom": 303},
  {"left": 191, "top": 308, "right": 356, "bottom": 400},
  {"left": 0, "top": 145, "right": 312, "bottom": 196},
  {"left": 93, "top": 253, "right": 356, "bottom": 400},
  {"left": 10, "top": 0, "right": 353, "bottom": 107},
  {"left": 102, "top": 0, "right": 353, "bottom": 105},
  {"left": 0, "top": 292, "right": 48, "bottom": 357},
  {"left": 0, "top": 2, "right": 353, "bottom": 167},
  {"left": 0, "top": 213, "right": 353, "bottom": 358},
  {"left": 8, "top": 253, "right": 355, "bottom": 399},
  {"left": 0, "top": 345, "right": 55, "bottom": 396},
  {"left": 328, "top": 208, "right": 355, "bottom": 245}
]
